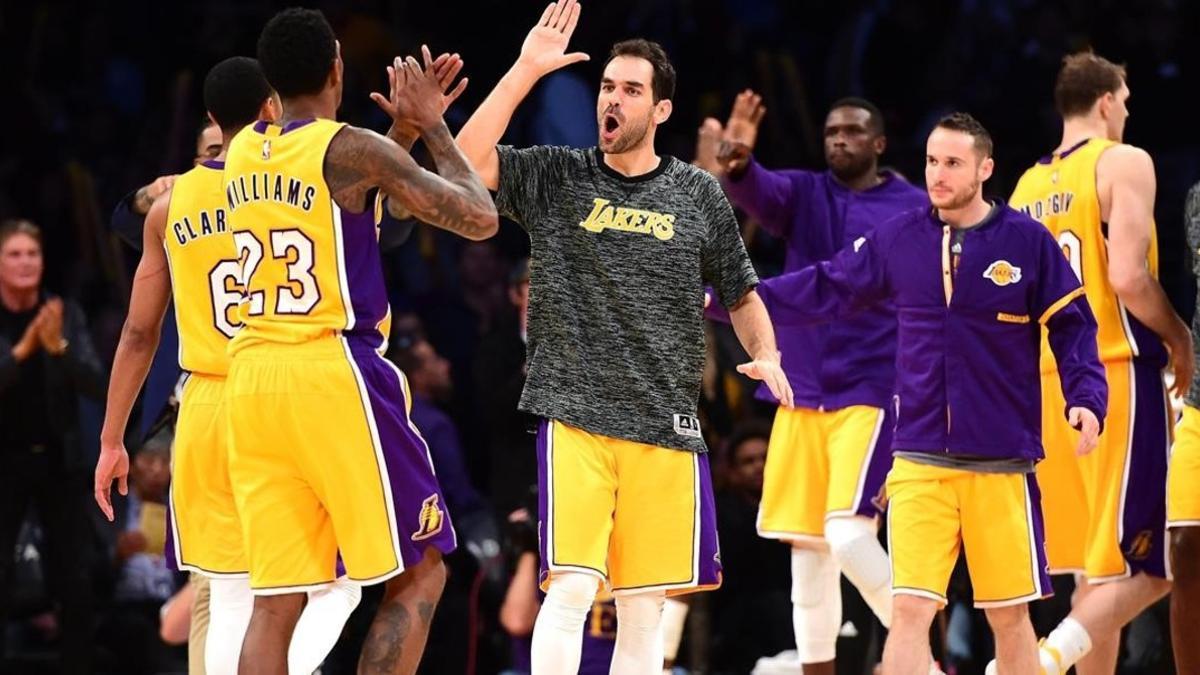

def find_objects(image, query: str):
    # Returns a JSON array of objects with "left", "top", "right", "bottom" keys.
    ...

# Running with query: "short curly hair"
[
  {"left": 257, "top": 8, "right": 337, "bottom": 98},
  {"left": 203, "top": 57, "right": 273, "bottom": 132}
]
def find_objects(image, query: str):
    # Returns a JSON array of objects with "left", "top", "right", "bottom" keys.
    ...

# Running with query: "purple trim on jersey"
[
  {"left": 853, "top": 406, "right": 896, "bottom": 518},
  {"left": 1027, "top": 474, "right": 1054, "bottom": 598},
  {"left": 1119, "top": 360, "right": 1171, "bottom": 578},
  {"left": 1036, "top": 138, "right": 1094, "bottom": 165},
  {"left": 338, "top": 206, "right": 389, "bottom": 344},
  {"left": 347, "top": 343, "right": 457, "bottom": 567},
  {"left": 536, "top": 419, "right": 552, "bottom": 581},
  {"left": 201, "top": 159, "right": 225, "bottom": 170},
  {"left": 252, "top": 118, "right": 317, "bottom": 135}
]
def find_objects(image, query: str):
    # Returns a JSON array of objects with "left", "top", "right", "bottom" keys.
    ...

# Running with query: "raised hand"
[
  {"left": 517, "top": 0, "right": 589, "bottom": 77},
  {"left": 372, "top": 45, "right": 469, "bottom": 143},
  {"left": 693, "top": 117, "right": 725, "bottom": 176},
  {"left": 717, "top": 89, "right": 766, "bottom": 175}
]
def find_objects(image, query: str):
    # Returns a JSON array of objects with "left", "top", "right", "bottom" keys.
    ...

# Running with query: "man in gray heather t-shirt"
[
  {"left": 495, "top": 144, "right": 759, "bottom": 453},
  {"left": 455, "top": 2, "right": 791, "bottom": 671}
]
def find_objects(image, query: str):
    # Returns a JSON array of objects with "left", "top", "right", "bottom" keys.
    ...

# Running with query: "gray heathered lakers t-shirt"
[{"left": 495, "top": 145, "right": 758, "bottom": 453}]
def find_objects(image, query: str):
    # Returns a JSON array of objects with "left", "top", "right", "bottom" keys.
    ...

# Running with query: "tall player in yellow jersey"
[
  {"left": 94, "top": 57, "right": 365, "bottom": 675},
  {"left": 1003, "top": 52, "right": 1193, "bottom": 675},
  {"left": 224, "top": 9, "right": 496, "bottom": 675}
]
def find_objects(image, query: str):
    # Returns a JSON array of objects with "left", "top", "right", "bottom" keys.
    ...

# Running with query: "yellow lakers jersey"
[
  {"left": 1011, "top": 138, "right": 1166, "bottom": 368},
  {"left": 222, "top": 118, "right": 391, "bottom": 353},
  {"left": 163, "top": 160, "right": 239, "bottom": 376}
]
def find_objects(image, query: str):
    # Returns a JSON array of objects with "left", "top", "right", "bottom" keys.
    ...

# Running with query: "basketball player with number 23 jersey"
[
  {"left": 1003, "top": 52, "right": 1192, "bottom": 675},
  {"left": 221, "top": 9, "right": 496, "bottom": 675}
]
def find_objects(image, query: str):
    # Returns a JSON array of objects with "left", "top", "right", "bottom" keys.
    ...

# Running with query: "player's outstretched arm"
[
  {"left": 455, "top": 0, "right": 589, "bottom": 190},
  {"left": 96, "top": 191, "right": 173, "bottom": 521},
  {"left": 728, "top": 290, "right": 794, "bottom": 408},
  {"left": 327, "top": 126, "right": 497, "bottom": 241},
  {"left": 333, "top": 49, "right": 498, "bottom": 241},
  {"left": 1103, "top": 144, "right": 1193, "bottom": 395}
]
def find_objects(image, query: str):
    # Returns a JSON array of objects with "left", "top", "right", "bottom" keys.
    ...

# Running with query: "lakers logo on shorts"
[
  {"left": 1126, "top": 530, "right": 1154, "bottom": 561},
  {"left": 982, "top": 260, "right": 1022, "bottom": 286},
  {"left": 412, "top": 494, "right": 445, "bottom": 541}
]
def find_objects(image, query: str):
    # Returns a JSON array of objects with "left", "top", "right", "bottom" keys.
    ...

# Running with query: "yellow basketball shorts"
[
  {"left": 226, "top": 337, "right": 456, "bottom": 594},
  {"left": 1169, "top": 404, "right": 1200, "bottom": 528},
  {"left": 1039, "top": 359, "right": 1171, "bottom": 581},
  {"left": 758, "top": 405, "right": 892, "bottom": 542},
  {"left": 166, "top": 373, "right": 247, "bottom": 577},
  {"left": 886, "top": 458, "right": 1052, "bottom": 608},
  {"left": 536, "top": 420, "right": 721, "bottom": 596}
]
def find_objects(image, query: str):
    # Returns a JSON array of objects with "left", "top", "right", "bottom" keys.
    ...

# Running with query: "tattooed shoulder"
[{"left": 325, "top": 125, "right": 390, "bottom": 213}]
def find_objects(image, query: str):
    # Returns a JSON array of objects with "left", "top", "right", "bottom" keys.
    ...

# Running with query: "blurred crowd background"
[{"left": 0, "top": 1, "right": 1196, "bottom": 673}]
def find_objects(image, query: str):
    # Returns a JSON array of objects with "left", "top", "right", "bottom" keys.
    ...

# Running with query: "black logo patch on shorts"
[{"left": 673, "top": 414, "right": 702, "bottom": 438}]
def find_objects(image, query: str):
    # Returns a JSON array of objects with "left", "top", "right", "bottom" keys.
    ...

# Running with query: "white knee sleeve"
[
  {"left": 532, "top": 572, "right": 599, "bottom": 674},
  {"left": 289, "top": 578, "right": 363, "bottom": 674},
  {"left": 660, "top": 598, "right": 689, "bottom": 662},
  {"left": 791, "top": 547, "right": 841, "bottom": 664},
  {"left": 825, "top": 516, "right": 892, "bottom": 628},
  {"left": 205, "top": 577, "right": 255, "bottom": 675},
  {"left": 611, "top": 591, "right": 666, "bottom": 675}
]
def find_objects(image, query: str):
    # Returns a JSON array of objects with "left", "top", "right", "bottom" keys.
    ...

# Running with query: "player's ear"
[
  {"left": 330, "top": 40, "right": 343, "bottom": 89},
  {"left": 654, "top": 98, "right": 673, "bottom": 125},
  {"left": 260, "top": 93, "right": 282, "bottom": 123},
  {"left": 873, "top": 134, "right": 887, "bottom": 156},
  {"left": 1096, "top": 90, "right": 1114, "bottom": 121},
  {"left": 979, "top": 155, "right": 995, "bottom": 182}
]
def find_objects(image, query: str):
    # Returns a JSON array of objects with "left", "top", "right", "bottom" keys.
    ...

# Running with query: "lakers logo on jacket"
[{"left": 983, "top": 260, "right": 1022, "bottom": 287}]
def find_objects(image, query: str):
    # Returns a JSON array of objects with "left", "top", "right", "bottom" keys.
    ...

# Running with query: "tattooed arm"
[{"left": 325, "top": 125, "right": 497, "bottom": 241}]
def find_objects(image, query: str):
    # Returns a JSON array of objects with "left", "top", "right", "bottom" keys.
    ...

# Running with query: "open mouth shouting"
[{"left": 601, "top": 111, "right": 622, "bottom": 143}]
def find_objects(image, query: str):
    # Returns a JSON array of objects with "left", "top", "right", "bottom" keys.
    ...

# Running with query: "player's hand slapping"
[
  {"left": 717, "top": 89, "right": 766, "bottom": 176},
  {"left": 516, "top": 0, "right": 589, "bottom": 77},
  {"left": 1068, "top": 406, "right": 1101, "bottom": 456},
  {"left": 737, "top": 353, "right": 795, "bottom": 408},
  {"left": 371, "top": 45, "right": 468, "bottom": 139}
]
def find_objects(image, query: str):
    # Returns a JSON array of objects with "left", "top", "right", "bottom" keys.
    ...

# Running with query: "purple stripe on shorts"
[
  {"left": 536, "top": 419, "right": 552, "bottom": 586},
  {"left": 1120, "top": 361, "right": 1171, "bottom": 578},
  {"left": 348, "top": 344, "right": 457, "bottom": 568},
  {"left": 1026, "top": 473, "right": 1053, "bottom": 598},
  {"left": 696, "top": 453, "right": 723, "bottom": 588},
  {"left": 164, "top": 492, "right": 180, "bottom": 572},
  {"left": 856, "top": 406, "right": 896, "bottom": 518}
]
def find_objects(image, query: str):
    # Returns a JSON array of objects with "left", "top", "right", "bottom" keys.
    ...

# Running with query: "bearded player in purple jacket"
[
  {"left": 747, "top": 113, "right": 1107, "bottom": 675},
  {"left": 700, "top": 92, "right": 927, "bottom": 673}
]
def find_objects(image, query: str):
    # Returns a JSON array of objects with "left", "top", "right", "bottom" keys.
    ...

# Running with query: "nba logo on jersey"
[
  {"left": 261, "top": 139, "right": 271, "bottom": 160},
  {"left": 673, "top": 414, "right": 702, "bottom": 438},
  {"left": 982, "top": 260, "right": 1022, "bottom": 287},
  {"left": 411, "top": 494, "right": 445, "bottom": 541}
]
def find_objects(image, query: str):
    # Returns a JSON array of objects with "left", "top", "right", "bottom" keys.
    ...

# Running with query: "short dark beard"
[{"left": 599, "top": 114, "right": 651, "bottom": 154}]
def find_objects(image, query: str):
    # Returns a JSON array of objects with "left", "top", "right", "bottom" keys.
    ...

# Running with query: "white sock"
[
  {"left": 1043, "top": 617, "right": 1092, "bottom": 671},
  {"left": 205, "top": 577, "right": 254, "bottom": 675},
  {"left": 288, "top": 577, "right": 363, "bottom": 674},
  {"left": 825, "top": 516, "right": 892, "bottom": 628},
  {"left": 660, "top": 597, "right": 688, "bottom": 665},
  {"left": 531, "top": 572, "right": 597, "bottom": 674},
  {"left": 791, "top": 547, "right": 841, "bottom": 663},
  {"left": 610, "top": 591, "right": 666, "bottom": 675}
]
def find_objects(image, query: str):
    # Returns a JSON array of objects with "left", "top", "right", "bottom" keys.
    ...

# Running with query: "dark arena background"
[{"left": 0, "top": 1, "right": 1197, "bottom": 674}]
